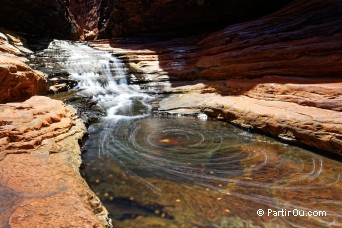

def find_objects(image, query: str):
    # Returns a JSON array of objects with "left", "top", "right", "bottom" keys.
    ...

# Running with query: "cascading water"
[
  {"left": 31, "top": 40, "right": 342, "bottom": 228},
  {"left": 41, "top": 40, "right": 153, "bottom": 120}
]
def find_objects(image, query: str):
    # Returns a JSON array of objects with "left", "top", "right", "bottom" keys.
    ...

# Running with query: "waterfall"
[
  {"left": 30, "top": 40, "right": 342, "bottom": 228},
  {"left": 46, "top": 40, "right": 153, "bottom": 120}
]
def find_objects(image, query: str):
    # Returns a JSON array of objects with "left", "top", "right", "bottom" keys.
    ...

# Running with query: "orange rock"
[
  {"left": 159, "top": 92, "right": 342, "bottom": 155},
  {"left": 0, "top": 30, "right": 46, "bottom": 103},
  {"left": 90, "top": 0, "right": 342, "bottom": 155},
  {"left": 0, "top": 96, "right": 109, "bottom": 227}
]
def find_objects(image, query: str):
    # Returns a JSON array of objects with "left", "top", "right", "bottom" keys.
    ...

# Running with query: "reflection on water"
[{"left": 84, "top": 116, "right": 342, "bottom": 228}]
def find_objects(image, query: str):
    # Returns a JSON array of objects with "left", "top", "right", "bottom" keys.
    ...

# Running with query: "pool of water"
[
  {"left": 30, "top": 40, "right": 342, "bottom": 228},
  {"left": 83, "top": 115, "right": 342, "bottom": 228}
]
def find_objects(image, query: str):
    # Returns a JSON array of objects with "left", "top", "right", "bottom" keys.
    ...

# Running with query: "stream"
[{"left": 30, "top": 40, "right": 342, "bottom": 228}]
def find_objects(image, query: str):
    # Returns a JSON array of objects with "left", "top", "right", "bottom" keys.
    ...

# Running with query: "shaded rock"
[
  {"left": 196, "top": 0, "right": 342, "bottom": 80},
  {"left": 0, "top": 1, "right": 72, "bottom": 39},
  {"left": 67, "top": 0, "right": 102, "bottom": 40},
  {"left": 91, "top": 0, "right": 342, "bottom": 80},
  {"left": 0, "top": 0, "right": 292, "bottom": 40},
  {"left": 0, "top": 96, "right": 109, "bottom": 227},
  {"left": 90, "top": 0, "right": 342, "bottom": 155},
  {"left": 99, "top": 0, "right": 291, "bottom": 38}
]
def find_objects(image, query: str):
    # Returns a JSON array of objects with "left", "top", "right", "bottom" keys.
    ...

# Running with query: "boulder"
[{"left": 0, "top": 29, "right": 46, "bottom": 103}]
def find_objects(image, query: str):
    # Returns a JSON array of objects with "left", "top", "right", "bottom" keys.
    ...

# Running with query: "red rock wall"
[
  {"left": 99, "top": 0, "right": 341, "bottom": 81},
  {"left": 196, "top": 0, "right": 342, "bottom": 80},
  {"left": 0, "top": 55, "right": 46, "bottom": 103},
  {"left": 99, "top": 0, "right": 292, "bottom": 38},
  {"left": 90, "top": 0, "right": 342, "bottom": 155},
  {"left": 0, "top": 0, "right": 72, "bottom": 38},
  {"left": 0, "top": 0, "right": 292, "bottom": 40},
  {"left": 67, "top": 0, "right": 102, "bottom": 40}
]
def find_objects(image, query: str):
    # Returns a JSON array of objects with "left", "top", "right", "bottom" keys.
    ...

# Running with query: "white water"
[
  {"left": 47, "top": 40, "right": 153, "bottom": 119},
  {"left": 38, "top": 40, "right": 342, "bottom": 227}
]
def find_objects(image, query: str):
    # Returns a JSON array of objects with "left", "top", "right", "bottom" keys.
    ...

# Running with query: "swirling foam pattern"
[
  {"left": 38, "top": 41, "right": 341, "bottom": 227},
  {"left": 99, "top": 117, "right": 341, "bottom": 216}
]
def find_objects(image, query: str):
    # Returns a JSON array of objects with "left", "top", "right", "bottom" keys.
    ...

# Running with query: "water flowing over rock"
[
  {"left": 0, "top": 0, "right": 341, "bottom": 227},
  {"left": 34, "top": 40, "right": 153, "bottom": 120},
  {"left": 0, "top": 96, "right": 109, "bottom": 227},
  {"left": 90, "top": 0, "right": 342, "bottom": 155}
]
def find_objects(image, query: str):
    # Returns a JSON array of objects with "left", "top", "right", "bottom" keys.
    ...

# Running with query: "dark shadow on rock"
[{"left": 94, "top": 0, "right": 341, "bottom": 102}]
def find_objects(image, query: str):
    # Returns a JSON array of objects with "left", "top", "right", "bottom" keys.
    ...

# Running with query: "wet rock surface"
[
  {"left": 0, "top": 0, "right": 341, "bottom": 227},
  {"left": 0, "top": 96, "right": 109, "bottom": 227},
  {"left": 90, "top": 0, "right": 342, "bottom": 155}
]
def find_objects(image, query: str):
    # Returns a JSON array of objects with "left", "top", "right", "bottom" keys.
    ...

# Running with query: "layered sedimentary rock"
[
  {"left": 0, "top": 96, "right": 108, "bottom": 227},
  {"left": 158, "top": 89, "right": 342, "bottom": 155},
  {"left": 94, "top": 0, "right": 341, "bottom": 80},
  {"left": 0, "top": 1, "right": 72, "bottom": 39},
  {"left": 196, "top": 0, "right": 342, "bottom": 80},
  {"left": 0, "top": 29, "right": 109, "bottom": 226},
  {"left": 0, "top": 29, "right": 46, "bottom": 103},
  {"left": 0, "top": 0, "right": 292, "bottom": 40},
  {"left": 99, "top": 0, "right": 292, "bottom": 38},
  {"left": 91, "top": 0, "right": 342, "bottom": 155}
]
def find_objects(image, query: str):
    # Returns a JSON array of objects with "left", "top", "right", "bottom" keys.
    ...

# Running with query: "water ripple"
[{"left": 99, "top": 116, "right": 341, "bottom": 219}]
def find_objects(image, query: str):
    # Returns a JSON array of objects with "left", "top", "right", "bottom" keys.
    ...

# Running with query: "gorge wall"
[
  {"left": 91, "top": 0, "right": 342, "bottom": 155},
  {"left": 0, "top": 0, "right": 341, "bottom": 154},
  {"left": 0, "top": 0, "right": 71, "bottom": 39},
  {"left": 0, "top": 0, "right": 341, "bottom": 226},
  {"left": 0, "top": 0, "right": 292, "bottom": 40}
]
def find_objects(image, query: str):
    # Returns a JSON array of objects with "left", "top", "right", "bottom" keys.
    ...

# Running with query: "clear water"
[{"left": 32, "top": 41, "right": 342, "bottom": 228}]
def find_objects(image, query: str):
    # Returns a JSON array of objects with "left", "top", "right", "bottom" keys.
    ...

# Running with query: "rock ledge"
[{"left": 0, "top": 96, "right": 109, "bottom": 227}]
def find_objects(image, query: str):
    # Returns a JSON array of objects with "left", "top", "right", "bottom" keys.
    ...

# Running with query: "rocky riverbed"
[
  {"left": 0, "top": 0, "right": 341, "bottom": 227},
  {"left": 0, "top": 30, "right": 109, "bottom": 227}
]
